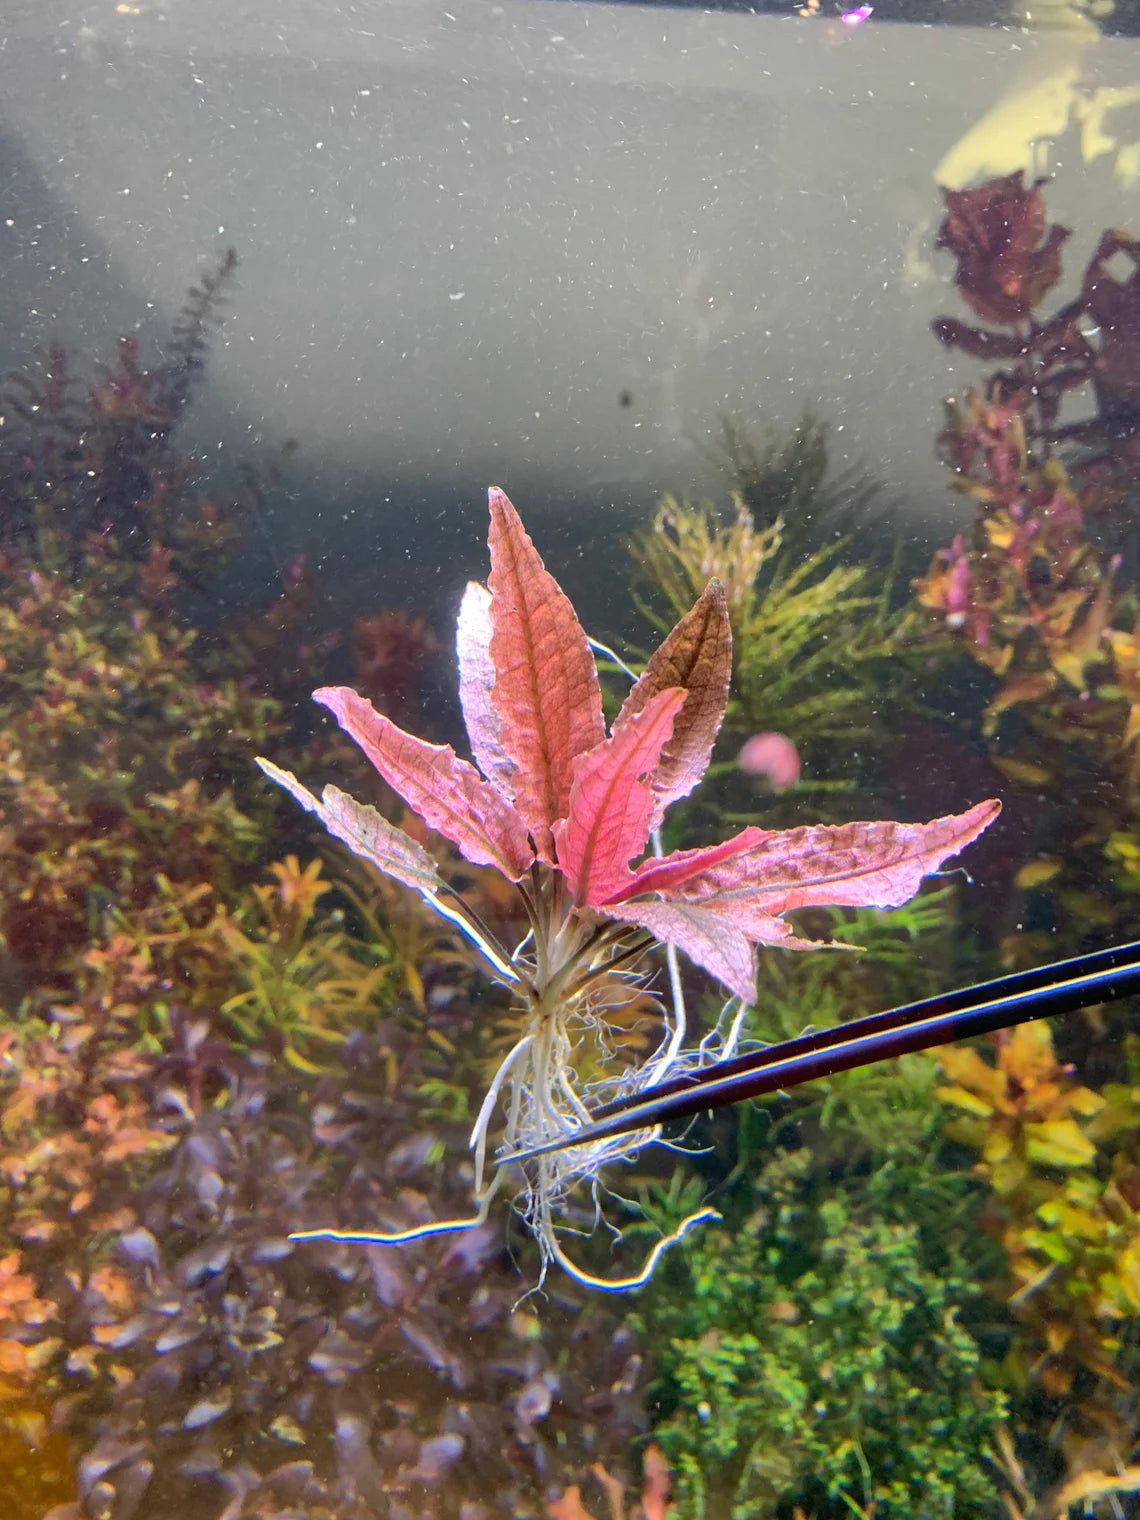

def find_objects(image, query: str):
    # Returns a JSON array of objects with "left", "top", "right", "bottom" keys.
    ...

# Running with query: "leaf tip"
[{"left": 487, "top": 485, "right": 517, "bottom": 522}]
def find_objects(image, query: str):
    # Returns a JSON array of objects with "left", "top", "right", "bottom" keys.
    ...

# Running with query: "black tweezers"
[{"left": 505, "top": 940, "right": 1140, "bottom": 1163}]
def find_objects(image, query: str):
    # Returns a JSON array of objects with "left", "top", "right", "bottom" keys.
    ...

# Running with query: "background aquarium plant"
[{"left": 1, "top": 0, "right": 1140, "bottom": 1516}]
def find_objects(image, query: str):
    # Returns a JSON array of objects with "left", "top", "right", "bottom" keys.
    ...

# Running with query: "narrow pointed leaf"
[
  {"left": 614, "top": 579, "right": 732, "bottom": 827},
  {"left": 619, "top": 800, "right": 1001, "bottom": 910},
  {"left": 456, "top": 581, "right": 516, "bottom": 799},
  {"left": 552, "top": 688, "right": 686, "bottom": 904},
  {"left": 314, "top": 686, "right": 532, "bottom": 879},
  {"left": 605, "top": 827, "right": 769, "bottom": 902},
  {"left": 255, "top": 759, "right": 445, "bottom": 896},
  {"left": 487, "top": 488, "right": 605, "bottom": 859}
]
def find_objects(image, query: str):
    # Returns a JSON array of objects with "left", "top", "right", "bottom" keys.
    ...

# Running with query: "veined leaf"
[
  {"left": 486, "top": 487, "right": 605, "bottom": 859},
  {"left": 254, "top": 759, "right": 445, "bottom": 897},
  {"left": 619, "top": 801, "right": 1001, "bottom": 914},
  {"left": 613, "top": 578, "right": 731, "bottom": 828},
  {"left": 553, "top": 688, "right": 685, "bottom": 905},
  {"left": 314, "top": 686, "right": 532, "bottom": 880},
  {"left": 610, "top": 892, "right": 842, "bottom": 1001},
  {"left": 602, "top": 899, "right": 793, "bottom": 1003}
]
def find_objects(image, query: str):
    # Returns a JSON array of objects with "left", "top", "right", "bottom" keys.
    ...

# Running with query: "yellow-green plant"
[
  {"left": 213, "top": 856, "right": 399, "bottom": 1071},
  {"left": 631, "top": 493, "right": 901, "bottom": 764},
  {"left": 632, "top": 495, "right": 783, "bottom": 635},
  {"left": 937, "top": 1022, "right": 1140, "bottom": 1501},
  {"left": 637, "top": 1146, "right": 1002, "bottom": 1520}
]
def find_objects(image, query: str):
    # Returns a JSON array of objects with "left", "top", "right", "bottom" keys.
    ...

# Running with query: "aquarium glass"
[{"left": 2, "top": 0, "right": 1140, "bottom": 1515}]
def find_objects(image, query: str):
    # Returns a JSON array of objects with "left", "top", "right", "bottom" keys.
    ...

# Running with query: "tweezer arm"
[
  {"left": 504, "top": 941, "right": 1140, "bottom": 1163},
  {"left": 586, "top": 939, "right": 1140, "bottom": 1123}
]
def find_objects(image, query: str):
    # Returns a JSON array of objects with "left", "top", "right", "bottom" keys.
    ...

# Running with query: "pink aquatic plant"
[{"left": 259, "top": 489, "right": 999, "bottom": 1288}]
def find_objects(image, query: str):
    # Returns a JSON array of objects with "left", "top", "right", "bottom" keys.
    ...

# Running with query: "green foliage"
[
  {"left": 216, "top": 855, "right": 401, "bottom": 1071},
  {"left": 639, "top": 1150, "right": 1003, "bottom": 1520},
  {"left": 714, "top": 410, "right": 833, "bottom": 533},
  {"left": 0, "top": 273, "right": 653, "bottom": 1519},
  {"left": 713, "top": 408, "right": 882, "bottom": 550},
  {"left": 630, "top": 894, "right": 1003, "bottom": 1519},
  {"left": 730, "top": 539, "right": 900, "bottom": 754},
  {"left": 629, "top": 451, "right": 905, "bottom": 801}
]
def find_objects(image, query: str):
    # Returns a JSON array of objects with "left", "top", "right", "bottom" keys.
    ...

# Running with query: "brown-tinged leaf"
[
  {"left": 937, "top": 172, "right": 1069, "bottom": 326},
  {"left": 487, "top": 487, "right": 605, "bottom": 858},
  {"left": 984, "top": 671, "right": 1057, "bottom": 727},
  {"left": 931, "top": 317, "right": 1028, "bottom": 360},
  {"left": 1039, "top": 1466, "right": 1140, "bottom": 1520},
  {"left": 256, "top": 759, "right": 446, "bottom": 896},
  {"left": 614, "top": 578, "right": 732, "bottom": 827}
]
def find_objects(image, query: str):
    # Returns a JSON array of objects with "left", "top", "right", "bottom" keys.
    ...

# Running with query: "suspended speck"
[{"left": 448, "top": 291, "right": 465, "bottom": 301}]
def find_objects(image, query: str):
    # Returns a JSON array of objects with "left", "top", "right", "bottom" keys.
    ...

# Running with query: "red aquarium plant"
[{"left": 260, "top": 489, "right": 998, "bottom": 1288}]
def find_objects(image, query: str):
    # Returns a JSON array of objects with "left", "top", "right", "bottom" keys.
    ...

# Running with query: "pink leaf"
[
  {"left": 456, "top": 580, "right": 516, "bottom": 799},
  {"left": 607, "top": 828, "right": 769, "bottom": 902},
  {"left": 552, "top": 688, "right": 686, "bottom": 905},
  {"left": 603, "top": 800, "right": 1001, "bottom": 998},
  {"left": 487, "top": 488, "right": 605, "bottom": 860},
  {"left": 614, "top": 579, "right": 732, "bottom": 828},
  {"left": 618, "top": 800, "right": 1000, "bottom": 911},
  {"left": 255, "top": 759, "right": 445, "bottom": 896},
  {"left": 314, "top": 686, "right": 533, "bottom": 880},
  {"left": 603, "top": 900, "right": 762, "bottom": 1003}
]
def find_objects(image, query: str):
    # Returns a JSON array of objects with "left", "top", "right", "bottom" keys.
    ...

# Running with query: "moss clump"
[{"left": 639, "top": 1149, "right": 1002, "bottom": 1520}]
